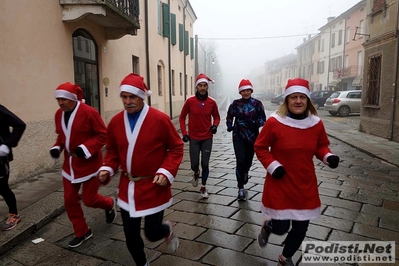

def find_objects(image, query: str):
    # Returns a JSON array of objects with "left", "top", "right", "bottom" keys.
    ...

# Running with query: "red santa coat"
[
  {"left": 100, "top": 104, "right": 184, "bottom": 217},
  {"left": 254, "top": 112, "right": 334, "bottom": 221},
  {"left": 52, "top": 101, "right": 107, "bottom": 183}
]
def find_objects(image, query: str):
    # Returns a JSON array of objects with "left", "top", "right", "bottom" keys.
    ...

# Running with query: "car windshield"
[{"left": 330, "top": 92, "right": 340, "bottom": 99}]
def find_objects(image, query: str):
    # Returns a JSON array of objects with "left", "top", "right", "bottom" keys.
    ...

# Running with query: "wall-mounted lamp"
[{"left": 102, "top": 77, "right": 109, "bottom": 97}]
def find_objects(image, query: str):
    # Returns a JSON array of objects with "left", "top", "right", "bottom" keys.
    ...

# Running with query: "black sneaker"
[
  {"left": 258, "top": 220, "right": 272, "bottom": 247},
  {"left": 105, "top": 197, "right": 117, "bottom": 223},
  {"left": 243, "top": 173, "right": 249, "bottom": 185},
  {"left": 68, "top": 228, "right": 93, "bottom": 248}
]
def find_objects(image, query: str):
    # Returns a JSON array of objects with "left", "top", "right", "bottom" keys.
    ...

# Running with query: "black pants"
[
  {"left": 189, "top": 138, "right": 213, "bottom": 186},
  {"left": 270, "top": 219, "right": 309, "bottom": 258},
  {"left": 0, "top": 161, "right": 18, "bottom": 214},
  {"left": 121, "top": 209, "right": 169, "bottom": 266},
  {"left": 233, "top": 141, "right": 254, "bottom": 189}
]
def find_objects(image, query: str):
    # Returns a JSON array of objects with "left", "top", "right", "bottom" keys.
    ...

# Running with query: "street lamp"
[{"left": 204, "top": 51, "right": 217, "bottom": 78}]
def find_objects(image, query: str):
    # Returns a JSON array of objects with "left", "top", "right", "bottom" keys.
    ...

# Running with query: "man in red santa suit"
[
  {"left": 98, "top": 73, "right": 184, "bottom": 266},
  {"left": 50, "top": 82, "right": 116, "bottom": 248},
  {"left": 254, "top": 78, "right": 340, "bottom": 266},
  {"left": 179, "top": 73, "right": 220, "bottom": 199}
]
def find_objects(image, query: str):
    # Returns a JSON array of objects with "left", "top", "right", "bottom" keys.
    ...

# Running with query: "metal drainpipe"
[
  {"left": 145, "top": 0, "right": 151, "bottom": 106},
  {"left": 183, "top": 0, "right": 187, "bottom": 101},
  {"left": 389, "top": 0, "right": 399, "bottom": 140},
  {"left": 168, "top": 0, "right": 173, "bottom": 118}
]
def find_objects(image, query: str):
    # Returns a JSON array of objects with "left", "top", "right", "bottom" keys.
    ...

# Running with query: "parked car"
[
  {"left": 270, "top": 93, "right": 284, "bottom": 105},
  {"left": 309, "top": 90, "right": 334, "bottom": 109},
  {"left": 324, "top": 90, "right": 362, "bottom": 116},
  {"left": 253, "top": 91, "right": 275, "bottom": 100}
]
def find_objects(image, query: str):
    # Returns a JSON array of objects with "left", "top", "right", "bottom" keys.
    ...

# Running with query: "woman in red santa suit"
[
  {"left": 50, "top": 82, "right": 116, "bottom": 248},
  {"left": 98, "top": 73, "right": 184, "bottom": 266},
  {"left": 254, "top": 78, "right": 340, "bottom": 266}
]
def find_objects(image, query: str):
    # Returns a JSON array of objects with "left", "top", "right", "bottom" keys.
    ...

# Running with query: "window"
[
  {"left": 190, "top": 37, "right": 194, "bottom": 59},
  {"left": 162, "top": 3, "right": 170, "bottom": 38},
  {"left": 359, "top": 20, "right": 364, "bottom": 38},
  {"left": 318, "top": 39, "right": 321, "bottom": 52},
  {"left": 172, "top": 70, "right": 175, "bottom": 96},
  {"left": 184, "top": 30, "right": 189, "bottom": 55},
  {"left": 331, "top": 33, "right": 335, "bottom": 48},
  {"left": 132, "top": 56, "right": 139, "bottom": 74},
  {"left": 179, "top": 72, "right": 182, "bottom": 95},
  {"left": 366, "top": 55, "right": 381, "bottom": 106},
  {"left": 157, "top": 65, "right": 162, "bottom": 96},
  {"left": 372, "top": 0, "right": 386, "bottom": 12},
  {"left": 346, "top": 27, "right": 351, "bottom": 43},
  {"left": 178, "top": 24, "right": 184, "bottom": 51},
  {"left": 321, "top": 39, "right": 324, "bottom": 52},
  {"left": 170, "top": 13, "right": 177, "bottom": 45},
  {"left": 338, "top": 29, "right": 342, "bottom": 45}
]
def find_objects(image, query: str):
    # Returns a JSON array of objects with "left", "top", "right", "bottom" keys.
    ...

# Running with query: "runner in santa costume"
[
  {"left": 179, "top": 73, "right": 220, "bottom": 199},
  {"left": 98, "top": 73, "right": 183, "bottom": 266},
  {"left": 50, "top": 82, "right": 116, "bottom": 248},
  {"left": 254, "top": 78, "right": 340, "bottom": 266}
]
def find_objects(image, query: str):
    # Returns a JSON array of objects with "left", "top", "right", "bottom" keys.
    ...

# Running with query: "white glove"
[{"left": 0, "top": 144, "right": 10, "bottom": 157}]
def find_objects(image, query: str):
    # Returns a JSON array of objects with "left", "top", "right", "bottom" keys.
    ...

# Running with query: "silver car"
[{"left": 324, "top": 90, "right": 362, "bottom": 116}]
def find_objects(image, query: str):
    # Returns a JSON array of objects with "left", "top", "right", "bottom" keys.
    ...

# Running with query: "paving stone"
[
  {"left": 155, "top": 238, "right": 212, "bottom": 261},
  {"left": 324, "top": 206, "right": 371, "bottom": 222},
  {"left": 318, "top": 187, "right": 340, "bottom": 197},
  {"left": 150, "top": 254, "right": 204, "bottom": 266},
  {"left": 174, "top": 222, "right": 207, "bottom": 240},
  {"left": 230, "top": 198, "right": 262, "bottom": 212},
  {"left": 202, "top": 246, "right": 272, "bottom": 265},
  {"left": 197, "top": 229, "right": 252, "bottom": 251},
  {"left": 164, "top": 210, "right": 207, "bottom": 225},
  {"left": 353, "top": 223, "right": 399, "bottom": 243},
  {"left": 197, "top": 215, "right": 244, "bottom": 234},
  {"left": 383, "top": 200, "right": 399, "bottom": 211},
  {"left": 361, "top": 204, "right": 399, "bottom": 221},
  {"left": 171, "top": 200, "right": 238, "bottom": 218},
  {"left": 319, "top": 182, "right": 359, "bottom": 194},
  {"left": 339, "top": 191, "right": 382, "bottom": 206},
  {"left": 319, "top": 195, "right": 362, "bottom": 211},
  {"left": 306, "top": 224, "right": 331, "bottom": 241},
  {"left": 230, "top": 209, "right": 264, "bottom": 225},
  {"left": 311, "top": 215, "right": 353, "bottom": 232}
]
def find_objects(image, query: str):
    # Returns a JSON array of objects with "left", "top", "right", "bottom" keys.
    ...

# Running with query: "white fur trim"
[
  {"left": 323, "top": 152, "right": 334, "bottom": 165},
  {"left": 156, "top": 167, "right": 175, "bottom": 184},
  {"left": 98, "top": 166, "right": 115, "bottom": 177},
  {"left": 120, "top": 84, "right": 147, "bottom": 99},
  {"left": 238, "top": 85, "right": 253, "bottom": 93},
  {"left": 195, "top": 78, "right": 209, "bottom": 87},
  {"left": 266, "top": 160, "right": 282, "bottom": 175},
  {"left": 270, "top": 112, "right": 320, "bottom": 129},
  {"left": 55, "top": 89, "right": 77, "bottom": 101},
  {"left": 284, "top": 85, "right": 310, "bottom": 98},
  {"left": 260, "top": 205, "right": 321, "bottom": 220},
  {"left": 118, "top": 197, "right": 173, "bottom": 218}
]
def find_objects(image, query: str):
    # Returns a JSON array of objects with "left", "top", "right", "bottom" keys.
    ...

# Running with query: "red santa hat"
[
  {"left": 195, "top": 73, "right": 214, "bottom": 87},
  {"left": 54, "top": 82, "right": 83, "bottom": 101},
  {"left": 120, "top": 73, "right": 152, "bottom": 99},
  {"left": 284, "top": 78, "right": 310, "bottom": 98},
  {"left": 238, "top": 79, "right": 253, "bottom": 93}
]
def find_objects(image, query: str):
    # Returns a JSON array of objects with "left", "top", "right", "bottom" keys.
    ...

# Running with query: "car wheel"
[
  {"left": 329, "top": 111, "right": 338, "bottom": 116},
  {"left": 338, "top": 106, "right": 350, "bottom": 117}
]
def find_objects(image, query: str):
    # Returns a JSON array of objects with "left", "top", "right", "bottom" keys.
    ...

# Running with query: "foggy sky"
[{"left": 189, "top": 0, "right": 362, "bottom": 95}]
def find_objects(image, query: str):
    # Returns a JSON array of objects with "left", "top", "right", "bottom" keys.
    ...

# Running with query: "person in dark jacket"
[
  {"left": 0, "top": 104, "right": 26, "bottom": 230},
  {"left": 226, "top": 79, "right": 266, "bottom": 201}
]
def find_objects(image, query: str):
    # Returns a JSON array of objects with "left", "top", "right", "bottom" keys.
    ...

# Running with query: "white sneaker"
[
  {"left": 200, "top": 186, "right": 209, "bottom": 199},
  {"left": 191, "top": 171, "right": 200, "bottom": 187},
  {"left": 163, "top": 220, "right": 179, "bottom": 253}
]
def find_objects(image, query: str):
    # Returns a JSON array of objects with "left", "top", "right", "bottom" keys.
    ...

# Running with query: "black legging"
[
  {"left": 233, "top": 141, "right": 254, "bottom": 189},
  {"left": 270, "top": 219, "right": 310, "bottom": 258},
  {"left": 0, "top": 162, "right": 18, "bottom": 214},
  {"left": 121, "top": 209, "right": 169, "bottom": 266},
  {"left": 189, "top": 138, "right": 213, "bottom": 186}
]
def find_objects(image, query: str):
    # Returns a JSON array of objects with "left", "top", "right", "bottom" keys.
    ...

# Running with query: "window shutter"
[
  {"left": 179, "top": 24, "right": 184, "bottom": 51},
  {"left": 184, "top": 30, "right": 189, "bottom": 55},
  {"left": 170, "top": 13, "right": 176, "bottom": 45},
  {"left": 162, "top": 3, "right": 170, "bottom": 38},
  {"left": 190, "top": 37, "right": 194, "bottom": 59}
]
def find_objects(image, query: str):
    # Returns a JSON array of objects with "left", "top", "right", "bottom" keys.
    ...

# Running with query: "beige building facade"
[{"left": 0, "top": 0, "right": 196, "bottom": 182}]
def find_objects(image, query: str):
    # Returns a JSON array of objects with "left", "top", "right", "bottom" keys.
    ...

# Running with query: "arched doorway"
[{"left": 72, "top": 29, "right": 100, "bottom": 112}]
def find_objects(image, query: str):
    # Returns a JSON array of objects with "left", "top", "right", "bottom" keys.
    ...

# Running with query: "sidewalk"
[{"left": 0, "top": 116, "right": 398, "bottom": 257}]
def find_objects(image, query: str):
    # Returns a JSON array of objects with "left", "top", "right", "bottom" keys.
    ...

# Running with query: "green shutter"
[
  {"left": 162, "top": 3, "right": 170, "bottom": 38},
  {"left": 170, "top": 13, "right": 176, "bottom": 45},
  {"left": 184, "top": 30, "right": 189, "bottom": 55},
  {"left": 190, "top": 37, "right": 194, "bottom": 59},
  {"left": 179, "top": 24, "right": 184, "bottom": 51}
]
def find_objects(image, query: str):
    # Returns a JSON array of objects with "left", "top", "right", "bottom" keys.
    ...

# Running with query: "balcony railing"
[
  {"left": 333, "top": 65, "right": 363, "bottom": 79},
  {"left": 60, "top": 0, "right": 140, "bottom": 40}
]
